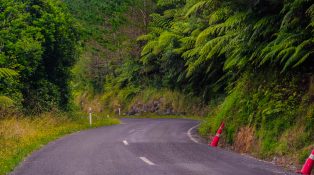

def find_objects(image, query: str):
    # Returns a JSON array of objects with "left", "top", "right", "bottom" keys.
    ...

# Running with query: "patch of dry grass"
[{"left": 0, "top": 112, "right": 119, "bottom": 175}]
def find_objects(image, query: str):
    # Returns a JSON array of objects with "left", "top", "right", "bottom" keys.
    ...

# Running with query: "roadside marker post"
[
  {"left": 118, "top": 108, "right": 121, "bottom": 116},
  {"left": 89, "top": 107, "right": 92, "bottom": 126}
]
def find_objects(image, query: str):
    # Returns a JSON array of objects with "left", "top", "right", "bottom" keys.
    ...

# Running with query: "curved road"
[{"left": 11, "top": 118, "right": 294, "bottom": 175}]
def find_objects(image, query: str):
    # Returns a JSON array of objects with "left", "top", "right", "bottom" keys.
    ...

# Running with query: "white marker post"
[
  {"left": 88, "top": 107, "right": 92, "bottom": 126},
  {"left": 118, "top": 108, "right": 121, "bottom": 116}
]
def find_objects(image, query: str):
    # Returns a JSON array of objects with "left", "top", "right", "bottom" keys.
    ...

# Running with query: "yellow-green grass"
[{"left": 0, "top": 112, "right": 119, "bottom": 175}]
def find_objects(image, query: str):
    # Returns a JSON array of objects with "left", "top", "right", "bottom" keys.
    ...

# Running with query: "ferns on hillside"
[
  {"left": 137, "top": 0, "right": 314, "bottom": 99},
  {"left": 0, "top": 68, "right": 18, "bottom": 79}
]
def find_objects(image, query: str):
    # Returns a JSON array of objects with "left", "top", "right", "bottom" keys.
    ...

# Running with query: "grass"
[
  {"left": 197, "top": 71, "right": 314, "bottom": 169},
  {"left": 0, "top": 112, "right": 119, "bottom": 175}
]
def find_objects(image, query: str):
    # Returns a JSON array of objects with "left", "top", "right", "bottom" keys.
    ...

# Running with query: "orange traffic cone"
[
  {"left": 209, "top": 122, "right": 225, "bottom": 147},
  {"left": 297, "top": 150, "right": 314, "bottom": 175}
]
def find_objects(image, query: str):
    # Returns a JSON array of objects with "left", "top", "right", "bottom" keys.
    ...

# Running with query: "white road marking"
[
  {"left": 123, "top": 140, "right": 129, "bottom": 145},
  {"left": 139, "top": 157, "right": 155, "bottom": 165},
  {"left": 187, "top": 124, "right": 200, "bottom": 144},
  {"left": 128, "top": 129, "right": 135, "bottom": 133}
]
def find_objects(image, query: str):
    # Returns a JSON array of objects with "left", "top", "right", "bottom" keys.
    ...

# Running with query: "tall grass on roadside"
[
  {"left": 0, "top": 112, "right": 119, "bottom": 175},
  {"left": 198, "top": 71, "right": 314, "bottom": 166}
]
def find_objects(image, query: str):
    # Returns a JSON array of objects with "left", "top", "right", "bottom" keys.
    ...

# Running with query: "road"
[{"left": 11, "top": 118, "right": 294, "bottom": 175}]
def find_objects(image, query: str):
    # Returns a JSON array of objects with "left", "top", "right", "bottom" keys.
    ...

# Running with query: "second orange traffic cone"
[
  {"left": 297, "top": 149, "right": 314, "bottom": 175},
  {"left": 209, "top": 122, "right": 225, "bottom": 147}
]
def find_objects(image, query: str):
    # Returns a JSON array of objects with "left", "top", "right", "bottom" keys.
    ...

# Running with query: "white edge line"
[
  {"left": 139, "top": 157, "right": 155, "bottom": 165},
  {"left": 187, "top": 124, "right": 200, "bottom": 144},
  {"left": 123, "top": 140, "right": 129, "bottom": 145}
]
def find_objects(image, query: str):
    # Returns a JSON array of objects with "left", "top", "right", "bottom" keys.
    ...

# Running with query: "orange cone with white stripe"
[
  {"left": 209, "top": 122, "right": 225, "bottom": 147},
  {"left": 297, "top": 150, "right": 314, "bottom": 175}
]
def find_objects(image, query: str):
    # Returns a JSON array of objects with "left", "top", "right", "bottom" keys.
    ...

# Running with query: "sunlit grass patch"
[{"left": 0, "top": 112, "right": 119, "bottom": 175}]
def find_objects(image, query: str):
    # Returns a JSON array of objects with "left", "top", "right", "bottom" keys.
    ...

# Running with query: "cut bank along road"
[{"left": 11, "top": 118, "right": 294, "bottom": 175}]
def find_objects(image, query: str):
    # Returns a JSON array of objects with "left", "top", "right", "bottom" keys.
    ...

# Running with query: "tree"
[{"left": 0, "top": 0, "right": 80, "bottom": 112}]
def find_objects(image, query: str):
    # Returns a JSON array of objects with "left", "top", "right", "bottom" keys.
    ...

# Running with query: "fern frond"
[
  {"left": 182, "top": 47, "right": 201, "bottom": 60},
  {"left": 259, "top": 33, "right": 300, "bottom": 65},
  {"left": 196, "top": 12, "right": 248, "bottom": 45},
  {"left": 0, "top": 68, "right": 18, "bottom": 79},
  {"left": 187, "top": 35, "right": 230, "bottom": 76},
  {"left": 292, "top": 51, "right": 314, "bottom": 67},
  {"left": 283, "top": 39, "right": 314, "bottom": 70},
  {"left": 149, "top": 27, "right": 165, "bottom": 35},
  {"left": 150, "top": 13, "right": 172, "bottom": 29},
  {"left": 157, "top": 0, "right": 185, "bottom": 8},
  {"left": 306, "top": 4, "right": 314, "bottom": 31},
  {"left": 137, "top": 34, "right": 155, "bottom": 42},
  {"left": 208, "top": 6, "right": 232, "bottom": 25},
  {"left": 141, "top": 41, "right": 159, "bottom": 56},
  {"left": 153, "top": 32, "right": 181, "bottom": 55},
  {"left": 185, "top": 1, "right": 208, "bottom": 17},
  {"left": 174, "top": 36, "right": 196, "bottom": 54}
]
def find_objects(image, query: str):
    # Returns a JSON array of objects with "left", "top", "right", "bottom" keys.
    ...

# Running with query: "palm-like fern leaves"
[{"left": 0, "top": 68, "right": 18, "bottom": 79}]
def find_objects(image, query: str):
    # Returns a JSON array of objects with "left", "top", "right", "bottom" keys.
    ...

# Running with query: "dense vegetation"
[
  {"left": 132, "top": 0, "right": 313, "bottom": 164},
  {"left": 67, "top": 0, "right": 313, "bottom": 165},
  {"left": 66, "top": 0, "right": 152, "bottom": 93},
  {"left": 135, "top": 0, "right": 313, "bottom": 99},
  {"left": 0, "top": 0, "right": 79, "bottom": 113},
  {"left": 0, "top": 1, "right": 126, "bottom": 174}
]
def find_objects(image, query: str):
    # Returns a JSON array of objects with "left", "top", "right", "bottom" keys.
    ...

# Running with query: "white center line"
[
  {"left": 123, "top": 140, "right": 129, "bottom": 145},
  {"left": 187, "top": 124, "right": 200, "bottom": 144},
  {"left": 139, "top": 157, "right": 155, "bottom": 165}
]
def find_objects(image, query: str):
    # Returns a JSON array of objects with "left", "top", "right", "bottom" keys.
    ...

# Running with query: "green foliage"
[
  {"left": 0, "top": 96, "right": 14, "bottom": 110},
  {"left": 0, "top": 68, "right": 18, "bottom": 79},
  {"left": 135, "top": 0, "right": 313, "bottom": 101},
  {"left": 199, "top": 71, "right": 313, "bottom": 158},
  {"left": 0, "top": 0, "right": 80, "bottom": 113},
  {"left": 67, "top": 0, "right": 153, "bottom": 94}
]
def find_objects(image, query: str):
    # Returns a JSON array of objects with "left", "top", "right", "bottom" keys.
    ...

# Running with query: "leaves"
[
  {"left": 0, "top": 68, "right": 18, "bottom": 79},
  {"left": 135, "top": 0, "right": 313, "bottom": 100},
  {"left": 0, "top": 0, "right": 80, "bottom": 112}
]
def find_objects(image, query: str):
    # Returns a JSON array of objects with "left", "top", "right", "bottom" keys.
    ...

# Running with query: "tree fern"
[
  {"left": 208, "top": 6, "right": 232, "bottom": 25},
  {"left": 137, "top": 34, "right": 155, "bottom": 42},
  {"left": 185, "top": 1, "right": 208, "bottom": 17},
  {"left": 150, "top": 13, "right": 172, "bottom": 29},
  {"left": 141, "top": 40, "right": 159, "bottom": 56},
  {"left": 135, "top": 0, "right": 314, "bottom": 100},
  {"left": 157, "top": 0, "right": 185, "bottom": 8},
  {"left": 306, "top": 4, "right": 314, "bottom": 32},
  {"left": 283, "top": 38, "right": 314, "bottom": 70},
  {"left": 188, "top": 34, "right": 231, "bottom": 76},
  {"left": 0, "top": 68, "right": 18, "bottom": 79},
  {"left": 174, "top": 36, "right": 196, "bottom": 54}
]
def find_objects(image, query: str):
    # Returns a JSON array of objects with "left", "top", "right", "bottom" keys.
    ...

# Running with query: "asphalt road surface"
[{"left": 11, "top": 118, "right": 295, "bottom": 175}]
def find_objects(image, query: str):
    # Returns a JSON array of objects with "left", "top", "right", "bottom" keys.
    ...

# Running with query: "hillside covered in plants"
[{"left": 134, "top": 0, "right": 314, "bottom": 166}]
